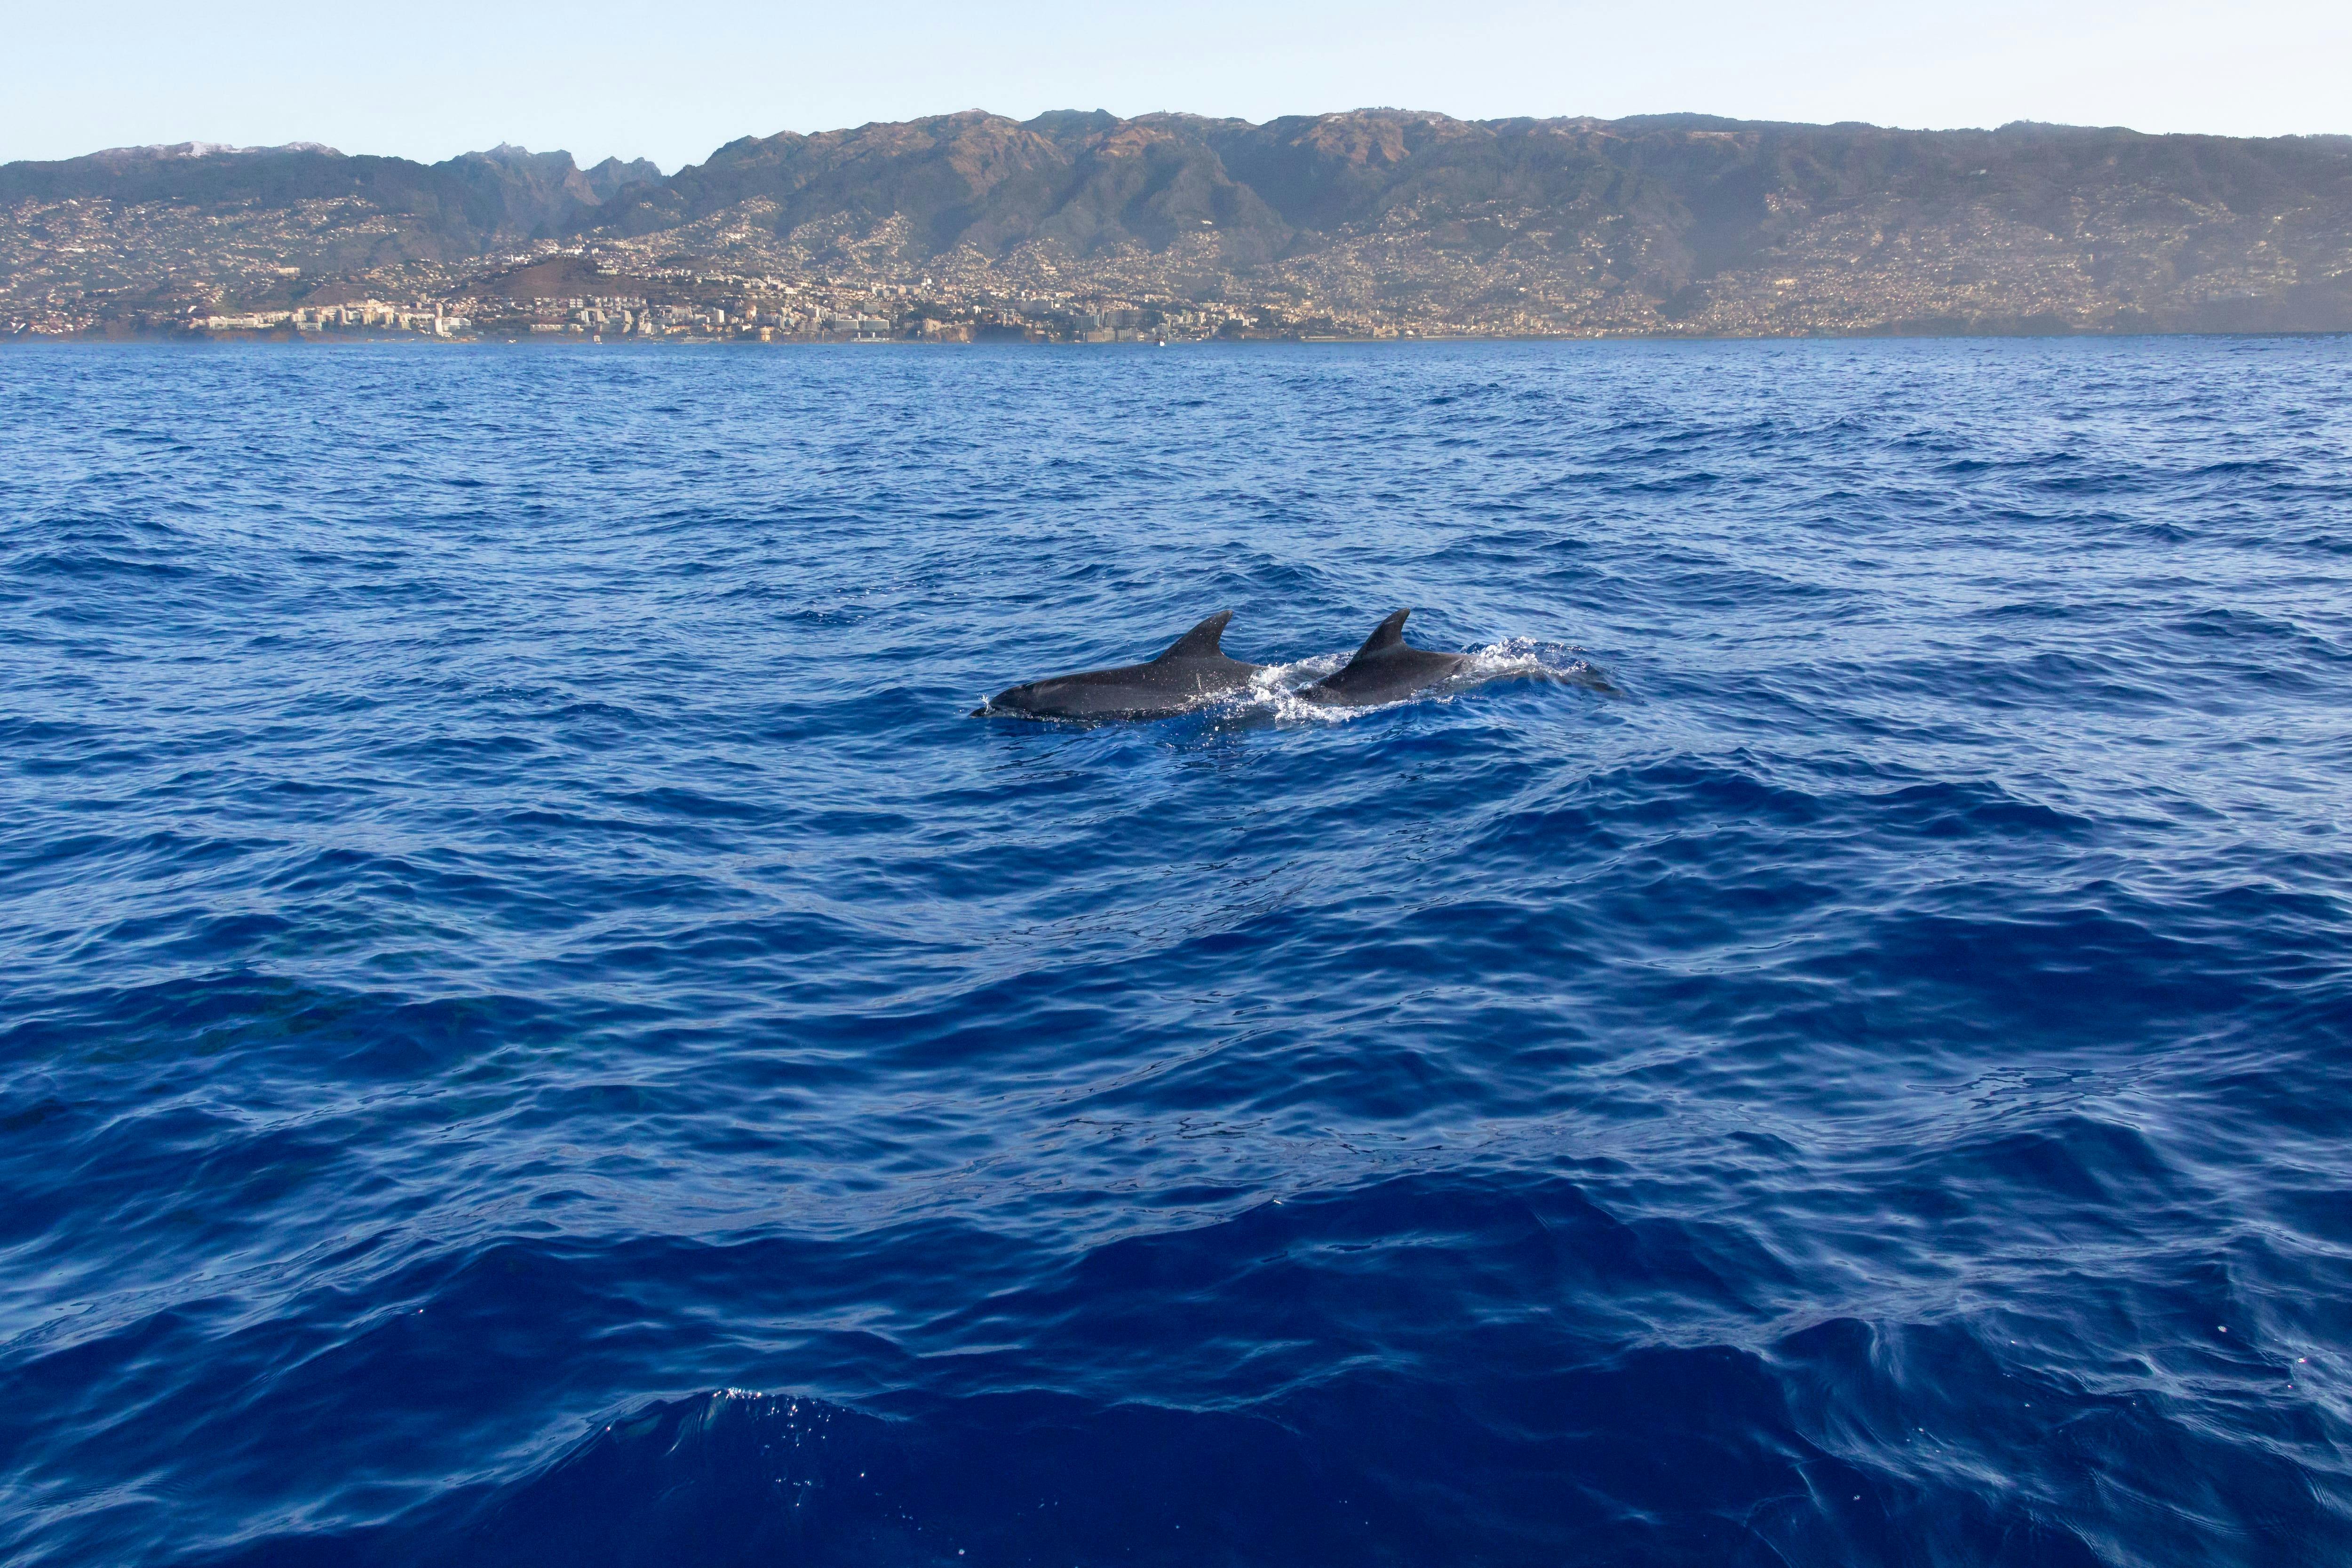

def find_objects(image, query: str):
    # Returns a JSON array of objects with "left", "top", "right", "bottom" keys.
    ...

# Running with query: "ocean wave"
[{"left": 4, "top": 337, "right": 2349, "bottom": 1566}]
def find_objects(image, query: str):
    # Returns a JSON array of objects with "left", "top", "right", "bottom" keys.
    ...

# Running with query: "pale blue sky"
[{"left": 7, "top": 0, "right": 2346, "bottom": 172}]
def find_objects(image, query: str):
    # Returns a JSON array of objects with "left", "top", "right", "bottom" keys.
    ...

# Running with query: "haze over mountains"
[{"left": 8, "top": 108, "right": 2352, "bottom": 337}]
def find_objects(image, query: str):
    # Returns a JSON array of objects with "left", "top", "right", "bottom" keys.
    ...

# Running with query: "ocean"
[{"left": 2, "top": 336, "right": 2347, "bottom": 1565}]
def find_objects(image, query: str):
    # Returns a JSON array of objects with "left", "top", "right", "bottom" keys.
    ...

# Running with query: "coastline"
[{"left": 11, "top": 324, "right": 2349, "bottom": 347}]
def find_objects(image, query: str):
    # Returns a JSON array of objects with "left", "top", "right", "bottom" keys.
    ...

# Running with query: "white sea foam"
[{"left": 1209, "top": 641, "right": 1616, "bottom": 721}]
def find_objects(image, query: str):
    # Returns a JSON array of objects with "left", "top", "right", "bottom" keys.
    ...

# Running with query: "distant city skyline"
[{"left": 7, "top": 0, "right": 2347, "bottom": 173}]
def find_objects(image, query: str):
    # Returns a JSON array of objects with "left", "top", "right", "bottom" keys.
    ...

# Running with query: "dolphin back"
[
  {"left": 980, "top": 610, "right": 1260, "bottom": 719},
  {"left": 1298, "top": 608, "right": 1474, "bottom": 707}
]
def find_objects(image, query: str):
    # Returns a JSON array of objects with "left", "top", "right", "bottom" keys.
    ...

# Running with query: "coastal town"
[
  {"left": 5, "top": 217, "right": 2262, "bottom": 346},
  {"left": 166, "top": 253, "right": 1322, "bottom": 346},
  {"left": 5, "top": 216, "right": 1629, "bottom": 346}
]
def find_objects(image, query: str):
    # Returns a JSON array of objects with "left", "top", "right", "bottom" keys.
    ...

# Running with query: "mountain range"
[{"left": 8, "top": 110, "right": 2352, "bottom": 336}]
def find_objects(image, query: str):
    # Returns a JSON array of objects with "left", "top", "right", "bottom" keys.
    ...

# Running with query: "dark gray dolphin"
[
  {"left": 1296, "top": 609, "right": 1476, "bottom": 707},
  {"left": 977, "top": 611, "right": 1264, "bottom": 719}
]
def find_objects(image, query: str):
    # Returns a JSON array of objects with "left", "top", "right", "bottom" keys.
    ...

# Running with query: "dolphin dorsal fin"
[
  {"left": 1351, "top": 609, "right": 1412, "bottom": 660},
  {"left": 1158, "top": 610, "right": 1233, "bottom": 661}
]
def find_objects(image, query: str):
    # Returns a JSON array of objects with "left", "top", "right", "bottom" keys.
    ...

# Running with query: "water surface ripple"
[{"left": 3, "top": 338, "right": 2350, "bottom": 1566}]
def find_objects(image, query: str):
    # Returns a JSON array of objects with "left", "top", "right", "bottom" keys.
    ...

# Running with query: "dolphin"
[
  {"left": 976, "top": 611, "right": 1264, "bottom": 719},
  {"left": 1295, "top": 609, "right": 1476, "bottom": 707}
]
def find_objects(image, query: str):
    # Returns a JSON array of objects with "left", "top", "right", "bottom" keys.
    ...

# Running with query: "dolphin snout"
[{"left": 978, "top": 681, "right": 1041, "bottom": 716}]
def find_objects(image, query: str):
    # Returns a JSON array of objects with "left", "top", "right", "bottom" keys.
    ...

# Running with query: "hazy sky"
[{"left": 7, "top": 0, "right": 2347, "bottom": 171}]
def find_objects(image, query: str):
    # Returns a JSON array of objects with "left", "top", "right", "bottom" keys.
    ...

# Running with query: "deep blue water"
[{"left": 3, "top": 337, "right": 2349, "bottom": 1566}]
